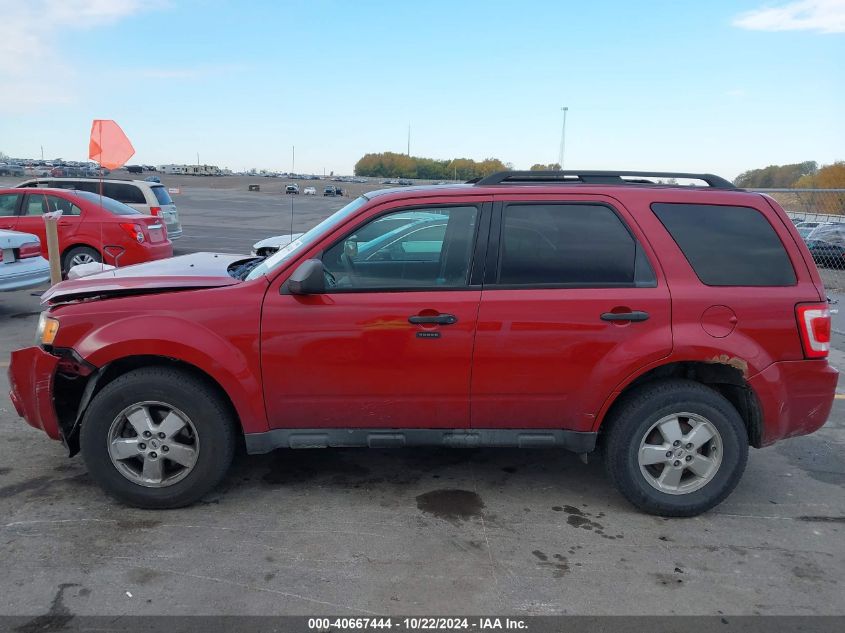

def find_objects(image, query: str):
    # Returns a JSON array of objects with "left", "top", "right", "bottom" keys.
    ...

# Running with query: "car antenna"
[{"left": 289, "top": 186, "right": 294, "bottom": 243}]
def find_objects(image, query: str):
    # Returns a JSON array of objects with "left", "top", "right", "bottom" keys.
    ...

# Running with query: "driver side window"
[{"left": 322, "top": 207, "right": 477, "bottom": 290}]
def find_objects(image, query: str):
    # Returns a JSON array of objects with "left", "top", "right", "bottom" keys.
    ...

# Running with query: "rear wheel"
[
  {"left": 80, "top": 367, "right": 236, "bottom": 508},
  {"left": 62, "top": 245, "right": 101, "bottom": 272},
  {"left": 603, "top": 379, "right": 748, "bottom": 517}
]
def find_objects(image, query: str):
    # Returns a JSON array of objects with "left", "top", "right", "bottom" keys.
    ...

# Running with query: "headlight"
[{"left": 36, "top": 312, "right": 60, "bottom": 346}]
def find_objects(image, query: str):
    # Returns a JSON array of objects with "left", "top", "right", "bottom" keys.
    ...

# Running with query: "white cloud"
[
  {"left": 0, "top": 0, "right": 164, "bottom": 112},
  {"left": 733, "top": 0, "right": 845, "bottom": 33}
]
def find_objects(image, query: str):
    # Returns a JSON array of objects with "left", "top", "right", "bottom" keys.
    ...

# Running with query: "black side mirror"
[{"left": 287, "top": 259, "right": 326, "bottom": 295}]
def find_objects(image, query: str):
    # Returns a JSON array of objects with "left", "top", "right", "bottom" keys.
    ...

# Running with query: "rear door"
[{"left": 470, "top": 195, "right": 672, "bottom": 432}]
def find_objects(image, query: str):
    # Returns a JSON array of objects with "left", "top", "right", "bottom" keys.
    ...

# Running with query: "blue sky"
[{"left": 1, "top": 0, "right": 843, "bottom": 178}]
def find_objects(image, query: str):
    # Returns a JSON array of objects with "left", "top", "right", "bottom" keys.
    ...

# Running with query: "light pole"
[{"left": 558, "top": 106, "right": 568, "bottom": 170}]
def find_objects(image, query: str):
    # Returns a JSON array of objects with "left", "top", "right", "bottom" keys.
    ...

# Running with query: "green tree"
[
  {"left": 734, "top": 161, "right": 817, "bottom": 188},
  {"left": 530, "top": 163, "right": 561, "bottom": 171},
  {"left": 354, "top": 153, "right": 509, "bottom": 180}
]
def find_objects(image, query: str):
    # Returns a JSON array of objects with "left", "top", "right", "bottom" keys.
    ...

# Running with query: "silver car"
[{"left": 0, "top": 229, "right": 50, "bottom": 291}]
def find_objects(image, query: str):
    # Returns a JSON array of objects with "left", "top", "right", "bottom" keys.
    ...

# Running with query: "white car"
[
  {"left": 252, "top": 233, "right": 305, "bottom": 257},
  {"left": 303, "top": 186, "right": 317, "bottom": 195},
  {"left": 0, "top": 229, "right": 50, "bottom": 291}
]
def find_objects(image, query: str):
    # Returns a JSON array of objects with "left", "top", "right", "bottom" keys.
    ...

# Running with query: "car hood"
[
  {"left": 41, "top": 252, "right": 249, "bottom": 303},
  {"left": 253, "top": 233, "right": 305, "bottom": 250}
]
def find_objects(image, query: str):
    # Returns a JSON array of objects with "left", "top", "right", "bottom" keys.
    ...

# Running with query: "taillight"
[
  {"left": 796, "top": 303, "right": 831, "bottom": 359},
  {"left": 149, "top": 206, "right": 161, "bottom": 216},
  {"left": 119, "top": 222, "right": 145, "bottom": 243},
  {"left": 18, "top": 242, "right": 42, "bottom": 259}
]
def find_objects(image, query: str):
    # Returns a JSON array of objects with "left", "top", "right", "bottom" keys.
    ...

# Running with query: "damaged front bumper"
[
  {"left": 9, "top": 346, "right": 98, "bottom": 454},
  {"left": 8, "top": 346, "right": 61, "bottom": 440}
]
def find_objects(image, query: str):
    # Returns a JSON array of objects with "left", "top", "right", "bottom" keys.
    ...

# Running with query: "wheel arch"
[
  {"left": 595, "top": 360, "right": 764, "bottom": 448},
  {"left": 55, "top": 353, "right": 250, "bottom": 456}
]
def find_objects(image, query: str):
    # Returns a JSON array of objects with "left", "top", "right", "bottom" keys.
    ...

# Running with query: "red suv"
[
  {"left": 0, "top": 188, "right": 172, "bottom": 271},
  {"left": 8, "top": 171, "right": 837, "bottom": 515}
]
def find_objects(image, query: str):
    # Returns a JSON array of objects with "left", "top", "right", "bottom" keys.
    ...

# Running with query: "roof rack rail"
[{"left": 473, "top": 170, "right": 737, "bottom": 189}]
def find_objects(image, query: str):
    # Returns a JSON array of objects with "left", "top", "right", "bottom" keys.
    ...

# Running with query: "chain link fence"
[{"left": 754, "top": 189, "right": 845, "bottom": 291}]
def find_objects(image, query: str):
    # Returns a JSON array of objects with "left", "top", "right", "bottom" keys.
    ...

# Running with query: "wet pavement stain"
[
  {"left": 532, "top": 550, "right": 570, "bottom": 577},
  {"left": 14, "top": 583, "right": 79, "bottom": 633},
  {"left": 797, "top": 516, "right": 845, "bottom": 523},
  {"left": 115, "top": 519, "right": 161, "bottom": 530},
  {"left": 0, "top": 467, "right": 11, "bottom": 476},
  {"left": 653, "top": 572, "right": 683, "bottom": 587},
  {"left": 127, "top": 568, "right": 164, "bottom": 585},
  {"left": 415, "top": 489, "right": 485, "bottom": 525},
  {"left": 0, "top": 476, "right": 52, "bottom": 499},
  {"left": 561, "top": 505, "right": 623, "bottom": 540}
]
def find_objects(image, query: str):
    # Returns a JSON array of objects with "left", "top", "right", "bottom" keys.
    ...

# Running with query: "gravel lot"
[{"left": 0, "top": 181, "right": 843, "bottom": 619}]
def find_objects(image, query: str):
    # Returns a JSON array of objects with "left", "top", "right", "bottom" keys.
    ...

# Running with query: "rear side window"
[
  {"left": 75, "top": 191, "right": 142, "bottom": 215},
  {"left": 103, "top": 182, "right": 147, "bottom": 204},
  {"left": 498, "top": 203, "right": 645, "bottom": 286},
  {"left": 151, "top": 186, "right": 173, "bottom": 205},
  {"left": 651, "top": 203, "right": 796, "bottom": 286}
]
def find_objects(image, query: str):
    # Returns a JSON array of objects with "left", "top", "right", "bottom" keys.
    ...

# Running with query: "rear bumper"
[
  {"left": 8, "top": 346, "right": 61, "bottom": 440},
  {"left": 110, "top": 241, "right": 173, "bottom": 266},
  {"left": 748, "top": 359, "right": 838, "bottom": 446},
  {"left": 0, "top": 258, "right": 51, "bottom": 291}
]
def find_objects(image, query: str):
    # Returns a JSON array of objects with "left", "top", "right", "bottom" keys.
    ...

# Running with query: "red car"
[
  {"left": 7, "top": 170, "right": 837, "bottom": 515},
  {"left": 0, "top": 187, "right": 172, "bottom": 272}
]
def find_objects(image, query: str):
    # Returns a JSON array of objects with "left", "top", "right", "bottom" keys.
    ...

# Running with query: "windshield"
[
  {"left": 75, "top": 190, "right": 143, "bottom": 215},
  {"left": 245, "top": 196, "right": 369, "bottom": 281}
]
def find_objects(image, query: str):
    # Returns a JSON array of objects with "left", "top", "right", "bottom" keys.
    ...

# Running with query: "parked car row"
[
  {"left": 0, "top": 187, "right": 172, "bottom": 273},
  {"left": 16, "top": 177, "right": 182, "bottom": 239}
]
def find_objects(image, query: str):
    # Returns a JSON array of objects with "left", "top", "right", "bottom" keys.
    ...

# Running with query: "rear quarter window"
[
  {"left": 103, "top": 182, "right": 147, "bottom": 204},
  {"left": 651, "top": 203, "right": 796, "bottom": 286},
  {"left": 151, "top": 186, "right": 173, "bottom": 205}
]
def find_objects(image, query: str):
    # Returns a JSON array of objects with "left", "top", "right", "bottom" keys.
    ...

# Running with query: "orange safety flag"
[{"left": 88, "top": 120, "right": 135, "bottom": 170}]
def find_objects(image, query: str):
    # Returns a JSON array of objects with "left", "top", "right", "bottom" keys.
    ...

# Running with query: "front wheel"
[
  {"left": 603, "top": 379, "right": 748, "bottom": 517},
  {"left": 80, "top": 367, "right": 236, "bottom": 508}
]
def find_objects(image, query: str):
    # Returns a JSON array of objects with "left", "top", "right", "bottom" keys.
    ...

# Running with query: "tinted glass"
[
  {"left": 652, "top": 203, "right": 796, "bottom": 286},
  {"left": 322, "top": 206, "right": 478, "bottom": 290},
  {"left": 45, "top": 195, "right": 82, "bottom": 216},
  {"left": 152, "top": 186, "right": 173, "bottom": 205},
  {"left": 0, "top": 193, "right": 19, "bottom": 216},
  {"left": 103, "top": 182, "right": 146, "bottom": 204},
  {"left": 75, "top": 191, "right": 142, "bottom": 215},
  {"left": 24, "top": 194, "right": 46, "bottom": 215},
  {"left": 499, "top": 204, "right": 636, "bottom": 285},
  {"left": 23, "top": 194, "right": 81, "bottom": 216}
]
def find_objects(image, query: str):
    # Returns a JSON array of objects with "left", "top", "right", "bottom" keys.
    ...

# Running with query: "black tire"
[
  {"left": 62, "top": 245, "right": 101, "bottom": 272},
  {"left": 603, "top": 379, "right": 748, "bottom": 517},
  {"left": 80, "top": 367, "right": 236, "bottom": 509}
]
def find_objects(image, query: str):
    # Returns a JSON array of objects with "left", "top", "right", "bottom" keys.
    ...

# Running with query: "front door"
[
  {"left": 0, "top": 192, "right": 21, "bottom": 231},
  {"left": 261, "top": 202, "right": 487, "bottom": 429},
  {"left": 471, "top": 197, "right": 672, "bottom": 432}
]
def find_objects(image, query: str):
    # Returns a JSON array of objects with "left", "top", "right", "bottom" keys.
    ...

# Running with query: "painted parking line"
[
  {"left": 836, "top": 394, "right": 845, "bottom": 400},
  {"left": 0, "top": 361, "right": 7, "bottom": 367}
]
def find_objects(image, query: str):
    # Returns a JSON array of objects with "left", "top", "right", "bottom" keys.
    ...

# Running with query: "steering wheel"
[{"left": 323, "top": 267, "right": 338, "bottom": 288}]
